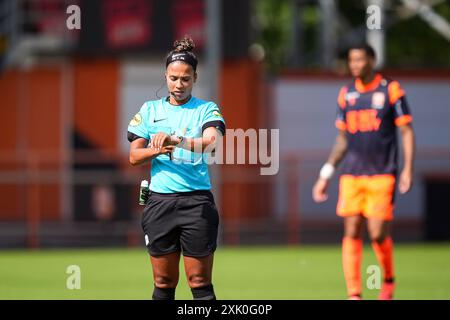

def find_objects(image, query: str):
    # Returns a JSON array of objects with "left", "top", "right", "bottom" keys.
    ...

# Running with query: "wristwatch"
[{"left": 176, "top": 135, "right": 185, "bottom": 146}]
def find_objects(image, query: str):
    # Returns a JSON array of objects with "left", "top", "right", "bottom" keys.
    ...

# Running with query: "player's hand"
[
  {"left": 399, "top": 168, "right": 413, "bottom": 194},
  {"left": 150, "top": 132, "right": 172, "bottom": 149},
  {"left": 312, "top": 178, "right": 329, "bottom": 203}
]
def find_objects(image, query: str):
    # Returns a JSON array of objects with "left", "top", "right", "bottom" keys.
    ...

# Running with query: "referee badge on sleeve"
[
  {"left": 212, "top": 110, "right": 223, "bottom": 118},
  {"left": 129, "top": 113, "right": 142, "bottom": 126}
]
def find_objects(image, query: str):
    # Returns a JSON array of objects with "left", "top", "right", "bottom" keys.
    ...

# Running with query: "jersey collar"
[
  {"left": 165, "top": 95, "right": 194, "bottom": 107},
  {"left": 355, "top": 73, "right": 382, "bottom": 93}
]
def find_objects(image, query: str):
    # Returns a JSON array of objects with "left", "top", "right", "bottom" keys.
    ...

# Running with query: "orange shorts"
[{"left": 337, "top": 174, "right": 396, "bottom": 221}]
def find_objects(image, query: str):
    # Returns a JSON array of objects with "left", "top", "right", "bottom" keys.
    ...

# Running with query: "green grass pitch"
[{"left": 1, "top": 243, "right": 449, "bottom": 299}]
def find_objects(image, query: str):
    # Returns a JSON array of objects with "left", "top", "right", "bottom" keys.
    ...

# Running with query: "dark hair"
[
  {"left": 347, "top": 43, "right": 376, "bottom": 59},
  {"left": 165, "top": 36, "right": 198, "bottom": 71},
  {"left": 173, "top": 37, "right": 195, "bottom": 53}
]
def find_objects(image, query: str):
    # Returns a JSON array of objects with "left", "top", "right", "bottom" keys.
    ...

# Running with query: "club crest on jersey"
[
  {"left": 129, "top": 113, "right": 142, "bottom": 126},
  {"left": 371, "top": 92, "right": 385, "bottom": 109},
  {"left": 346, "top": 92, "right": 360, "bottom": 106}
]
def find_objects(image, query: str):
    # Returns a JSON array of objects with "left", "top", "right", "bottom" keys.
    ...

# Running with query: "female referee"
[{"left": 127, "top": 37, "right": 225, "bottom": 300}]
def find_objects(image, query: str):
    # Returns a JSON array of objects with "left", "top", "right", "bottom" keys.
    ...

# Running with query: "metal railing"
[{"left": 1, "top": 147, "right": 450, "bottom": 247}]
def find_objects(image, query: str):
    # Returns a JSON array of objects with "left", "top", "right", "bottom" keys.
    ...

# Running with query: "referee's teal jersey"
[{"left": 127, "top": 96, "right": 225, "bottom": 193}]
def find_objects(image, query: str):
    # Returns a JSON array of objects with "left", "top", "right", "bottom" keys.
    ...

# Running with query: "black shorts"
[{"left": 141, "top": 190, "right": 219, "bottom": 258}]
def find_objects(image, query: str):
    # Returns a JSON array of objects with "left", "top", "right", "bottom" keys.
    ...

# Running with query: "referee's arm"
[
  {"left": 176, "top": 126, "right": 224, "bottom": 154},
  {"left": 129, "top": 136, "right": 174, "bottom": 166}
]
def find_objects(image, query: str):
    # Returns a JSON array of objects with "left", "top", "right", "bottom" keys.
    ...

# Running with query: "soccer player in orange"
[{"left": 312, "top": 44, "right": 415, "bottom": 300}]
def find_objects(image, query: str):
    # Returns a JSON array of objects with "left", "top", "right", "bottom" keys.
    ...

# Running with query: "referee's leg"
[
  {"left": 184, "top": 254, "right": 216, "bottom": 300},
  {"left": 150, "top": 252, "right": 181, "bottom": 300}
]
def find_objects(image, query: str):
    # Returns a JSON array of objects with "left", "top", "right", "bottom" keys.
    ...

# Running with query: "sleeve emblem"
[
  {"left": 212, "top": 110, "right": 223, "bottom": 118},
  {"left": 129, "top": 113, "right": 142, "bottom": 126}
]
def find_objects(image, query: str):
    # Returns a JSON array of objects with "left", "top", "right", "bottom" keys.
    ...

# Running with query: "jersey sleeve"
[
  {"left": 201, "top": 102, "right": 226, "bottom": 135},
  {"left": 388, "top": 81, "right": 413, "bottom": 126},
  {"left": 127, "top": 102, "right": 150, "bottom": 142},
  {"left": 335, "top": 86, "right": 347, "bottom": 131}
]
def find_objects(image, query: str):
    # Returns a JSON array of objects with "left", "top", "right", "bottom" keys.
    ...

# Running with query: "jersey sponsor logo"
[
  {"left": 346, "top": 92, "right": 360, "bottom": 106},
  {"left": 129, "top": 113, "right": 142, "bottom": 126},
  {"left": 346, "top": 109, "right": 381, "bottom": 134},
  {"left": 153, "top": 117, "right": 167, "bottom": 123},
  {"left": 371, "top": 92, "right": 385, "bottom": 109}
]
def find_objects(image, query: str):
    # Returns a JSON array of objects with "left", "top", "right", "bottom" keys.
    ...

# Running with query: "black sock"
[
  {"left": 191, "top": 284, "right": 216, "bottom": 300},
  {"left": 384, "top": 277, "right": 395, "bottom": 283},
  {"left": 152, "top": 286, "right": 175, "bottom": 300}
]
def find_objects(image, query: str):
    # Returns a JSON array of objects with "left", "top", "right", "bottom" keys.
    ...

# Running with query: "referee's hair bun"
[{"left": 173, "top": 36, "right": 195, "bottom": 53}]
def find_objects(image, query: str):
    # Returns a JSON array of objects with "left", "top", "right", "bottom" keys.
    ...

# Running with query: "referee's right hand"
[
  {"left": 150, "top": 132, "right": 176, "bottom": 155},
  {"left": 149, "top": 143, "right": 175, "bottom": 156}
]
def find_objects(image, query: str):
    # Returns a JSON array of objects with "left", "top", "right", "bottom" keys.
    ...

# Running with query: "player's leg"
[
  {"left": 367, "top": 218, "right": 395, "bottom": 300},
  {"left": 337, "top": 175, "right": 365, "bottom": 299},
  {"left": 342, "top": 215, "right": 365, "bottom": 299},
  {"left": 367, "top": 218, "right": 390, "bottom": 243},
  {"left": 150, "top": 252, "right": 181, "bottom": 300},
  {"left": 365, "top": 175, "right": 396, "bottom": 300},
  {"left": 183, "top": 254, "right": 216, "bottom": 300}
]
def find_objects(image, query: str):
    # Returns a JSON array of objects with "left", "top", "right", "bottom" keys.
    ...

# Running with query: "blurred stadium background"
[{"left": 1, "top": 0, "right": 450, "bottom": 299}]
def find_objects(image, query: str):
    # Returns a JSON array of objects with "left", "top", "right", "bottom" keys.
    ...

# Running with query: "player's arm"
[
  {"left": 389, "top": 80, "right": 415, "bottom": 194},
  {"left": 398, "top": 123, "right": 415, "bottom": 194},
  {"left": 312, "top": 130, "right": 348, "bottom": 203},
  {"left": 313, "top": 85, "right": 348, "bottom": 203},
  {"left": 129, "top": 136, "right": 175, "bottom": 166},
  {"left": 326, "top": 129, "right": 348, "bottom": 167}
]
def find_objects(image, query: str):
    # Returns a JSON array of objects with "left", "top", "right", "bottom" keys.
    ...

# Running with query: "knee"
[
  {"left": 344, "top": 227, "right": 362, "bottom": 239},
  {"left": 345, "top": 233, "right": 362, "bottom": 240},
  {"left": 154, "top": 275, "right": 178, "bottom": 288},
  {"left": 369, "top": 231, "right": 386, "bottom": 243},
  {"left": 187, "top": 273, "right": 211, "bottom": 289}
]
